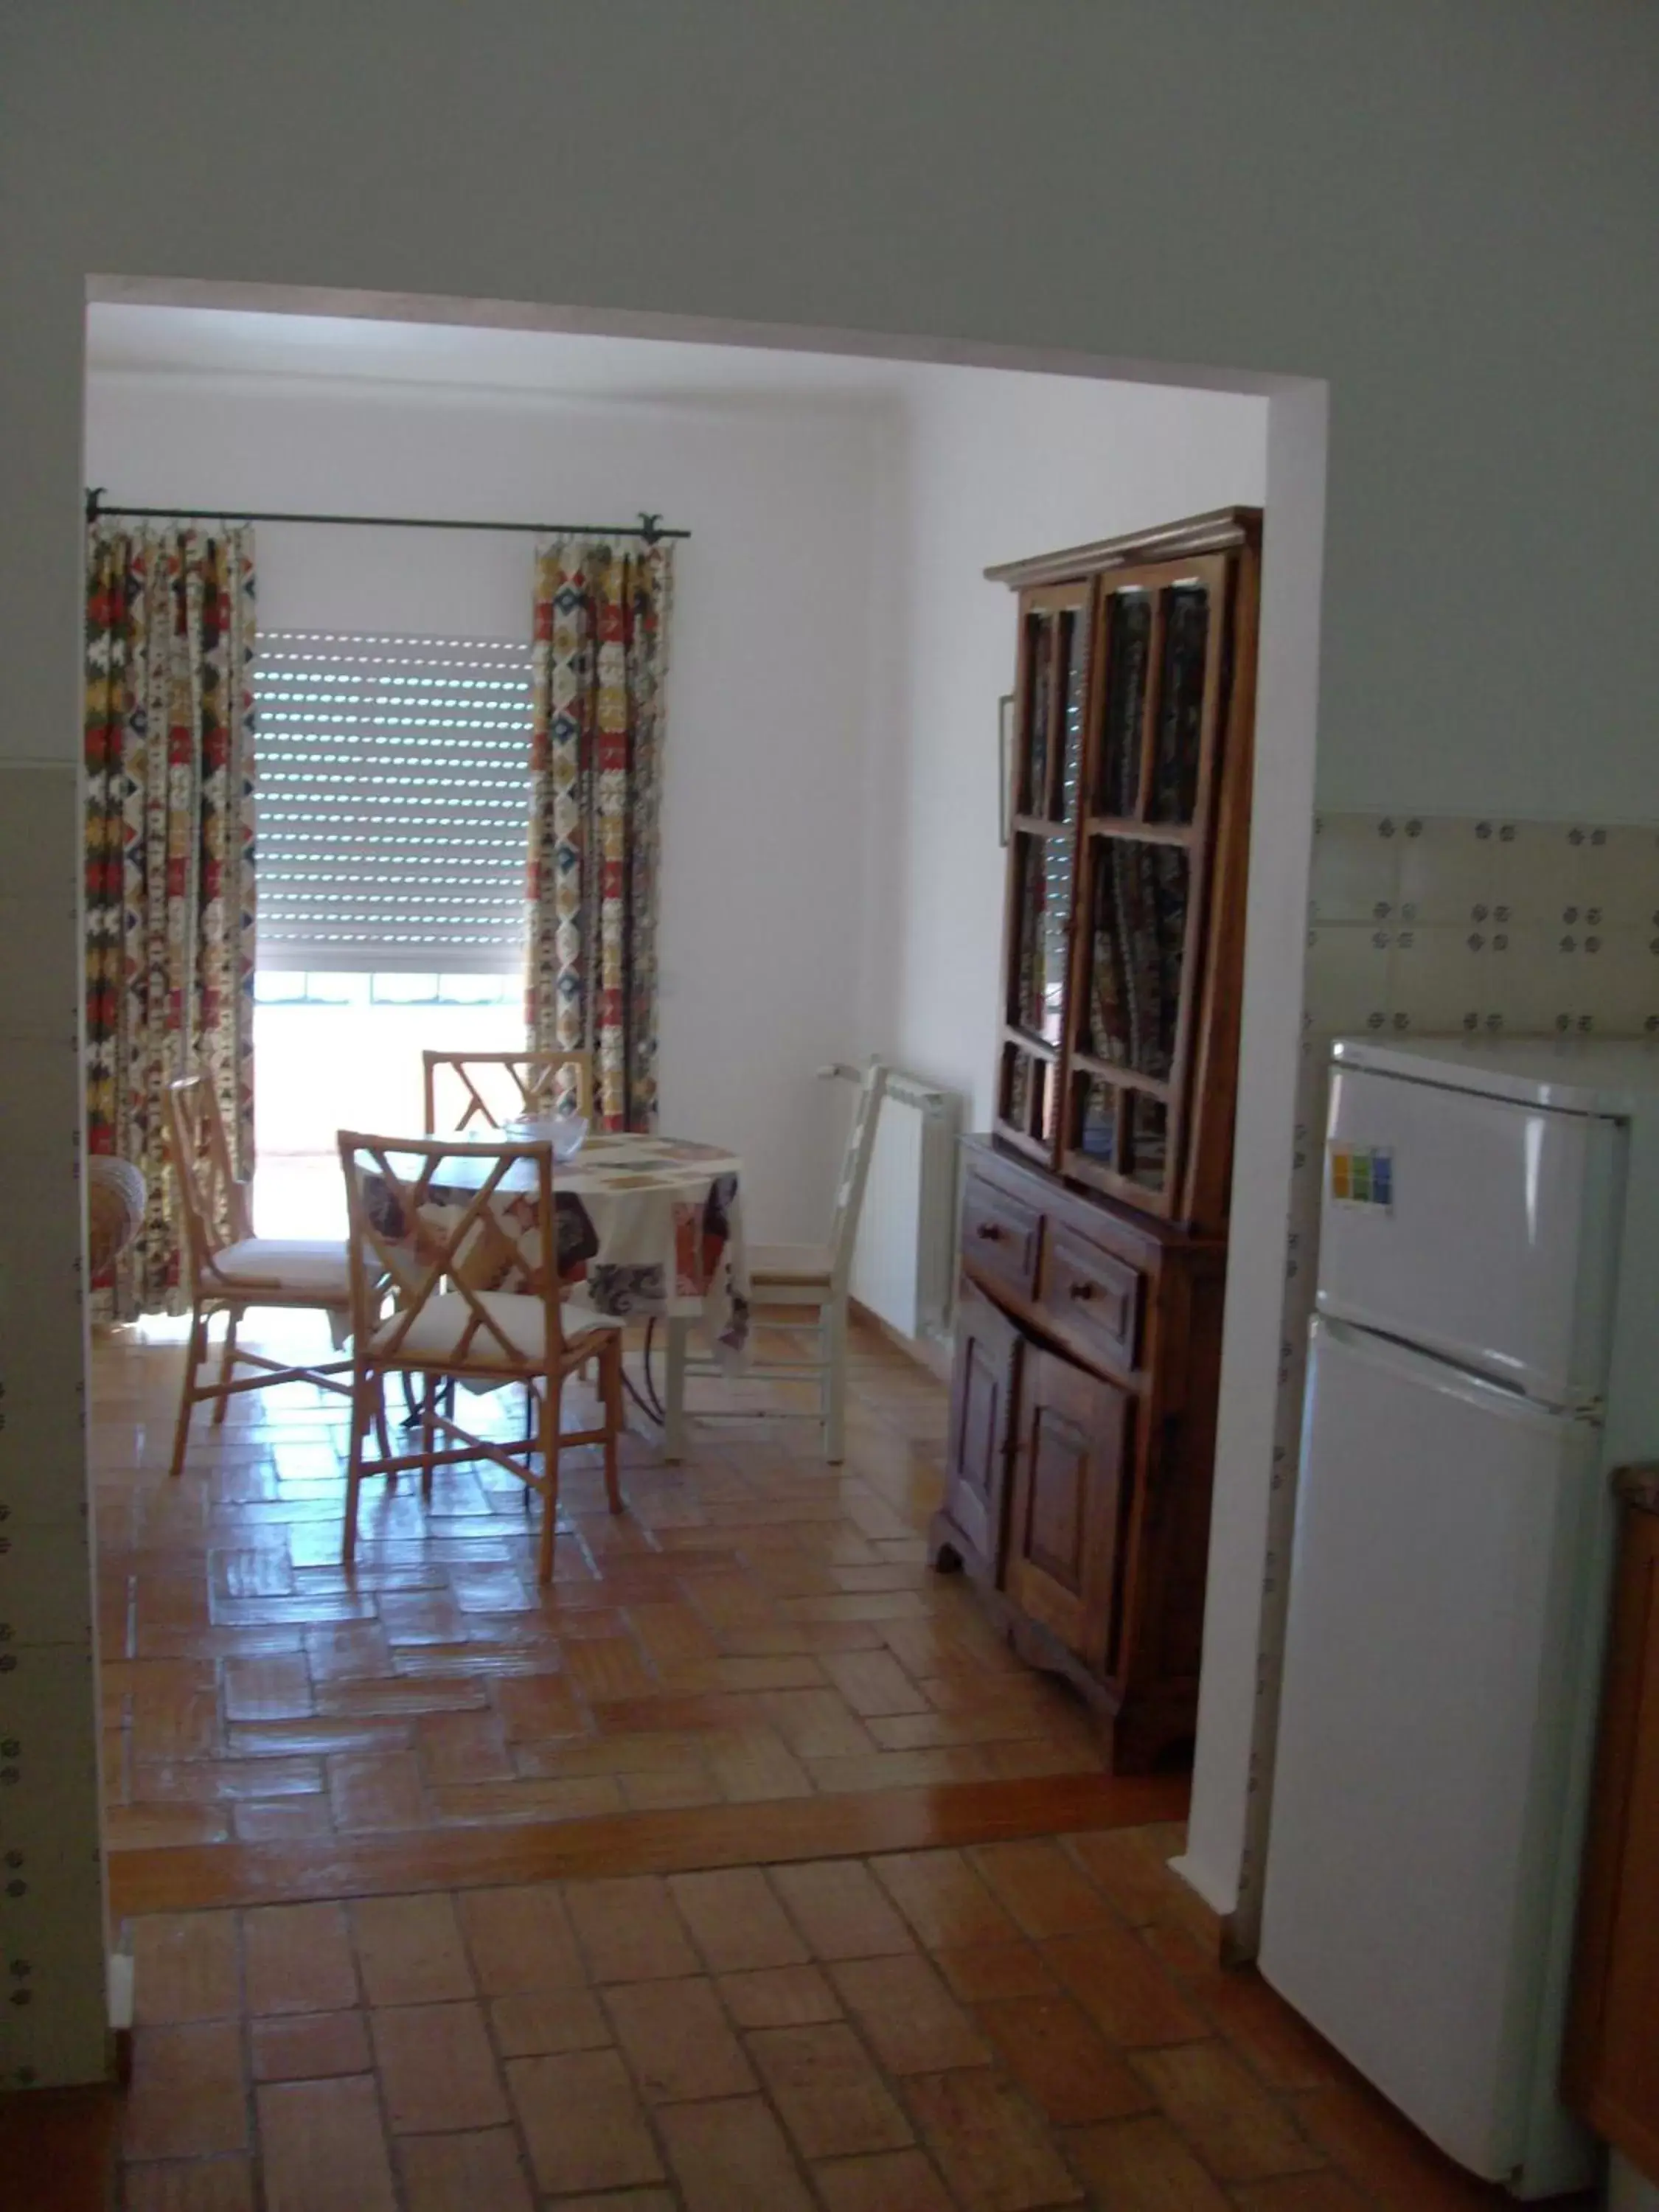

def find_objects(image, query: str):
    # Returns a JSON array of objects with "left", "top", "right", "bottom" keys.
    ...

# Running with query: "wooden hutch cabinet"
[{"left": 931, "top": 508, "right": 1261, "bottom": 1771}]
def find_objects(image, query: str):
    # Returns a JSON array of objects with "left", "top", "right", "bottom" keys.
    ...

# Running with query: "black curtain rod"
[{"left": 84, "top": 488, "right": 688, "bottom": 543}]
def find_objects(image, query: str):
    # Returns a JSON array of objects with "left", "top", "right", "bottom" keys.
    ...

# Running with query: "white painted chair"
[{"left": 664, "top": 1059, "right": 888, "bottom": 1464}]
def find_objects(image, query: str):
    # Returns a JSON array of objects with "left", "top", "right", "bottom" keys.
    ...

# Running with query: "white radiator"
[{"left": 824, "top": 1063, "right": 961, "bottom": 1344}]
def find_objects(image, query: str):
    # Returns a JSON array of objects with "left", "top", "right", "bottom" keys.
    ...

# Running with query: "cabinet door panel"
[
  {"left": 942, "top": 1282, "right": 1022, "bottom": 1572},
  {"left": 1093, "top": 586, "right": 1154, "bottom": 818},
  {"left": 1084, "top": 838, "right": 1191, "bottom": 1082},
  {"left": 1147, "top": 582, "right": 1212, "bottom": 824},
  {"left": 1007, "top": 1347, "right": 1130, "bottom": 1666},
  {"left": 997, "top": 579, "right": 1092, "bottom": 1164},
  {"left": 1062, "top": 551, "right": 1233, "bottom": 1220},
  {"left": 1009, "top": 830, "right": 1076, "bottom": 1046}
]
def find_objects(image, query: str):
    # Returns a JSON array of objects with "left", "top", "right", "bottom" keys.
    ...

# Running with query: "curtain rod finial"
[{"left": 86, "top": 486, "right": 103, "bottom": 526}]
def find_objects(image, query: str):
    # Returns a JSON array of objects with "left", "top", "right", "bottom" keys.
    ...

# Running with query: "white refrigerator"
[{"left": 1259, "top": 1035, "right": 1659, "bottom": 2199}]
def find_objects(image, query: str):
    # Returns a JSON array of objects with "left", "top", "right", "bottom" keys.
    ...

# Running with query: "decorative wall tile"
[
  {"left": 0, "top": 1513, "right": 95, "bottom": 1647},
  {"left": 1384, "top": 926, "right": 1480, "bottom": 1032},
  {"left": 1594, "top": 933, "right": 1659, "bottom": 1034},
  {"left": 1500, "top": 821, "right": 1590, "bottom": 931},
  {"left": 1304, "top": 815, "right": 1659, "bottom": 1037},
  {"left": 1307, "top": 818, "right": 1400, "bottom": 925},
  {"left": 1589, "top": 827, "right": 1659, "bottom": 930},
  {"left": 1299, "top": 925, "right": 1389, "bottom": 1034},
  {"left": 0, "top": 1646, "right": 109, "bottom": 2086},
  {"left": 0, "top": 759, "right": 107, "bottom": 2090},
  {"left": 1396, "top": 816, "right": 1482, "bottom": 925}
]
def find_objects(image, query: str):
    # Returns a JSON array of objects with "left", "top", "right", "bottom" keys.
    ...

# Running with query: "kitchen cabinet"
[{"left": 933, "top": 1138, "right": 1228, "bottom": 1770}]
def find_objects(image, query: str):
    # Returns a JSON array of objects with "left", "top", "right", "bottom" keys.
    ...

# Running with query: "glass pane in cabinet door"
[
  {"left": 1010, "top": 832, "right": 1074, "bottom": 1045},
  {"left": 1093, "top": 591, "right": 1152, "bottom": 818},
  {"left": 1057, "top": 610, "right": 1089, "bottom": 825},
  {"left": 1147, "top": 585, "right": 1210, "bottom": 824},
  {"left": 1085, "top": 839, "right": 1190, "bottom": 1079},
  {"left": 1002, "top": 1046, "right": 1054, "bottom": 1147},
  {"left": 1034, "top": 1059, "right": 1059, "bottom": 1147},
  {"left": 1018, "top": 613, "right": 1054, "bottom": 816},
  {"left": 1125, "top": 1093, "right": 1170, "bottom": 1196},
  {"left": 1003, "top": 1045, "right": 1032, "bottom": 1133},
  {"left": 1073, "top": 1077, "right": 1119, "bottom": 1166}
]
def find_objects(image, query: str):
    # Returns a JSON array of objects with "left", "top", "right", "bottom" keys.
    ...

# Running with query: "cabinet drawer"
[
  {"left": 961, "top": 1175, "right": 1043, "bottom": 1302},
  {"left": 1039, "top": 1224, "right": 1142, "bottom": 1374}
]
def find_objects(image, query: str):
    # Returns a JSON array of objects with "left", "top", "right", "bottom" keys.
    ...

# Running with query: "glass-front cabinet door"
[
  {"left": 991, "top": 535, "right": 1244, "bottom": 1224},
  {"left": 1062, "top": 554, "right": 1231, "bottom": 1214},
  {"left": 995, "top": 581, "right": 1091, "bottom": 1161}
]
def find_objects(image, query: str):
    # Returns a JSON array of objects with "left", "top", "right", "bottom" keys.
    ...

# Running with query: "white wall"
[
  {"left": 1185, "top": 380, "right": 1327, "bottom": 1923},
  {"left": 863, "top": 369, "right": 1307, "bottom": 1929},
  {"left": 6, "top": 0, "right": 1658, "bottom": 2088},
  {"left": 86, "top": 369, "right": 892, "bottom": 1241},
  {"left": 865, "top": 369, "right": 1267, "bottom": 1124}
]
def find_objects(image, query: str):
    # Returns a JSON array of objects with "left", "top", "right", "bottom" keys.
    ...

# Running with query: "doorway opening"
[{"left": 83, "top": 278, "right": 1327, "bottom": 1945}]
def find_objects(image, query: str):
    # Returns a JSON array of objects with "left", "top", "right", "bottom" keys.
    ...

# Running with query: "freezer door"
[
  {"left": 1317, "top": 1062, "right": 1623, "bottom": 1403},
  {"left": 1260, "top": 1318, "right": 1601, "bottom": 2188}
]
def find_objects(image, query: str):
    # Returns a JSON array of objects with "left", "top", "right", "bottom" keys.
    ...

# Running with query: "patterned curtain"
[
  {"left": 84, "top": 524, "right": 257, "bottom": 1319},
  {"left": 527, "top": 536, "right": 673, "bottom": 1131}
]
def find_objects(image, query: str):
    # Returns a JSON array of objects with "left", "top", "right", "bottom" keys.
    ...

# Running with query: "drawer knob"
[
  {"left": 1068, "top": 1281, "right": 1096, "bottom": 1301},
  {"left": 975, "top": 1222, "right": 1002, "bottom": 1242}
]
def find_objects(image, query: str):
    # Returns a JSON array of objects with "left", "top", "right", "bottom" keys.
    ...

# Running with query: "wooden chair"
[
  {"left": 87, "top": 1155, "right": 146, "bottom": 1279},
  {"left": 664, "top": 1059, "right": 888, "bottom": 1464},
  {"left": 164, "top": 1075, "right": 359, "bottom": 1478},
  {"left": 337, "top": 1130, "right": 625, "bottom": 1581},
  {"left": 415, "top": 1047, "right": 592, "bottom": 1429},
  {"left": 422, "top": 1049, "right": 594, "bottom": 1133}
]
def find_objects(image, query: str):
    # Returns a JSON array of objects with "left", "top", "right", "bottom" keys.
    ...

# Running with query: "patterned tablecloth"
[{"left": 422, "top": 1127, "right": 751, "bottom": 1367}]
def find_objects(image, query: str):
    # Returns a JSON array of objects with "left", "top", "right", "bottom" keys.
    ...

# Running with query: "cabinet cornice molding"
[{"left": 986, "top": 505, "right": 1262, "bottom": 591}]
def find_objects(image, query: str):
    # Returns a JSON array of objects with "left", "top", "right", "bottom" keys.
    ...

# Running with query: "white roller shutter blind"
[{"left": 254, "top": 630, "right": 532, "bottom": 973}]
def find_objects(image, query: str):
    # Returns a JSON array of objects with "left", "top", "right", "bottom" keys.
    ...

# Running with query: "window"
[
  {"left": 252, "top": 972, "right": 520, "bottom": 1007},
  {"left": 254, "top": 631, "right": 532, "bottom": 973}
]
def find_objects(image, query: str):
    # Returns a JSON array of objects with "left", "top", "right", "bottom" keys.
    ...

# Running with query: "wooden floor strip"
[{"left": 109, "top": 1770, "right": 1189, "bottom": 1916}]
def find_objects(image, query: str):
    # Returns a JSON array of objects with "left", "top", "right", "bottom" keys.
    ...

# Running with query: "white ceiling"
[{"left": 85, "top": 304, "right": 947, "bottom": 406}]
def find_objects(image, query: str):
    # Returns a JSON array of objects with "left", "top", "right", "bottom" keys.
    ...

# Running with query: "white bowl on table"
[
  {"left": 504, "top": 1112, "right": 588, "bottom": 1163},
  {"left": 550, "top": 1115, "right": 588, "bottom": 1163}
]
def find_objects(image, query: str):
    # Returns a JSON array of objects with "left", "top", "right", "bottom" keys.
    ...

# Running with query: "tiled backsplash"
[
  {"left": 1236, "top": 813, "right": 1659, "bottom": 1939},
  {"left": 1307, "top": 813, "right": 1659, "bottom": 1040},
  {"left": 0, "top": 759, "right": 108, "bottom": 2086}
]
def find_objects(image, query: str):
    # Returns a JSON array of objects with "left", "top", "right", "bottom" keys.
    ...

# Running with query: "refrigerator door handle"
[{"left": 1312, "top": 1317, "right": 1601, "bottom": 1436}]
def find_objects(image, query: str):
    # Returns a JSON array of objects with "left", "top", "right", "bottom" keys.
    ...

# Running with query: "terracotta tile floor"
[
  {"left": 94, "top": 1316, "right": 1105, "bottom": 1852},
  {"left": 86, "top": 1317, "right": 1587, "bottom": 2208},
  {"left": 111, "top": 1832, "right": 1559, "bottom": 2210}
]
